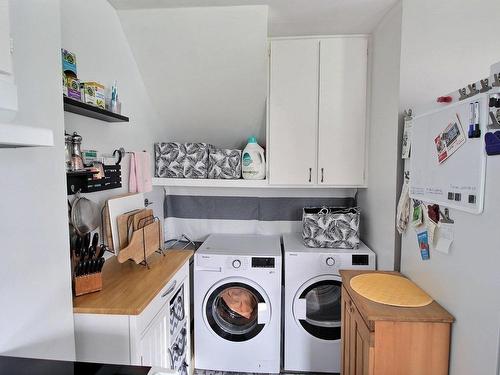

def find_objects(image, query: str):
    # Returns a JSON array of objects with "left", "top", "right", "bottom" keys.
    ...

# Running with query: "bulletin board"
[{"left": 409, "top": 94, "right": 488, "bottom": 214}]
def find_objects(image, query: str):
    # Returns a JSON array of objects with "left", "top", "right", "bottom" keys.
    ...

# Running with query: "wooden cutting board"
[
  {"left": 116, "top": 209, "right": 142, "bottom": 250},
  {"left": 117, "top": 220, "right": 162, "bottom": 264},
  {"left": 116, "top": 208, "right": 155, "bottom": 249},
  {"left": 350, "top": 273, "right": 433, "bottom": 307}
]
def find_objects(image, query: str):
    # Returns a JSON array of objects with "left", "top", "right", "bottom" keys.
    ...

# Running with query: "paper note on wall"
[
  {"left": 402, "top": 118, "right": 413, "bottom": 159},
  {"left": 435, "top": 222, "right": 454, "bottom": 254}
]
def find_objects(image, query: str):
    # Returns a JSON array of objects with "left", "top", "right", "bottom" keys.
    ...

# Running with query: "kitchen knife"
[
  {"left": 97, "top": 257, "right": 105, "bottom": 272},
  {"left": 83, "top": 260, "right": 90, "bottom": 275},
  {"left": 74, "top": 261, "right": 82, "bottom": 276},
  {"left": 90, "top": 233, "right": 99, "bottom": 259},
  {"left": 83, "top": 233, "right": 91, "bottom": 257},
  {"left": 96, "top": 244, "right": 107, "bottom": 259},
  {"left": 74, "top": 236, "right": 82, "bottom": 258}
]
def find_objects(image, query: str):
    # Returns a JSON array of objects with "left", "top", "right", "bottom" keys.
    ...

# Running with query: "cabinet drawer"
[{"left": 138, "top": 263, "right": 188, "bottom": 335}]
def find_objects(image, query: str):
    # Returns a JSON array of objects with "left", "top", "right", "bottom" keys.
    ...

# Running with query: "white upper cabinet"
[
  {"left": 268, "top": 39, "right": 319, "bottom": 185},
  {"left": 268, "top": 36, "right": 368, "bottom": 187},
  {"left": 318, "top": 37, "right": 368, "bottom": 186},
  {"left": 0, "top": 0, "right": 12, "bottom": 76}
]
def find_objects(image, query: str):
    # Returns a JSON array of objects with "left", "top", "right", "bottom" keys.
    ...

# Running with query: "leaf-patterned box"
[
  {"left": 208, "top": 148, "right": 242, "bottom": 179},
  {"left": 155, "top": 142, "right": 210, "bottom": 179}
]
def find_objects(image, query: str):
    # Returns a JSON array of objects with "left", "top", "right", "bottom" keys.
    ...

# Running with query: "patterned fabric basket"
[
  {"left": 208, "top": 148, "right": 242, "bottom": 179},
  {"left": 302, "top": 206, "right": 360, "bottom": 248},
  {"left": 169, "top": 322, "right": 188, "bottom": 375},
  {"left": 155, "top": 142, "right": 210, "bottom": 179}
]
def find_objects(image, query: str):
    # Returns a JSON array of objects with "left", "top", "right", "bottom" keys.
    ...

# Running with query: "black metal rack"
[{"left": 67, "top": 165, "right": 122, "bottom": 195}]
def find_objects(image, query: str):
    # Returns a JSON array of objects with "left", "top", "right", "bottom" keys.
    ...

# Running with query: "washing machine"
[
  {"left": 283, "top": 232, "right": 375, "bottom": 373},
  {"left": 194, "top": 234, "right": 282, "bottom": 374}
]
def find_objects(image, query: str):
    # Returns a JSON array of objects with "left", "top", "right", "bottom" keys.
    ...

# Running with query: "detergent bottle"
[{"left": 241, "top": 136, "right": 266, "bottom": 180}]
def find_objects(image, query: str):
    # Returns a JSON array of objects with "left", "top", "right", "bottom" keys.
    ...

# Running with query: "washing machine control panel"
[{"left": 223, "top": 256, "right": 277, "bottom": 271}]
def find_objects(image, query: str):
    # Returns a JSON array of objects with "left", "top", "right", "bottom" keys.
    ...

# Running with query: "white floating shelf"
[
  {"left": 152, "top": 177, "right": 269, "bottom": 188},
  {"left": 152, "top": 177, "right": 364, "bottom": 189},
  {"left": 0, "top": 123, "right": 54, "bottom": 148}
]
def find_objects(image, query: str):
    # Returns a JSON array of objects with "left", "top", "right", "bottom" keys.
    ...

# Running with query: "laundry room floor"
[{"left": 194, "top": 371, "right": 323, "bottom": 375}]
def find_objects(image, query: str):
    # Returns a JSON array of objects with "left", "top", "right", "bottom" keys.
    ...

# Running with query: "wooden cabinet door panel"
[
  {"left": 342, "top": 287, "right": 373, "bottom": 375},
  {"left": 269, "top": 39, "right": 319, "bottom": 185},
  {"left": 318, "top": 37, "right": 367, "bottom": 186}
]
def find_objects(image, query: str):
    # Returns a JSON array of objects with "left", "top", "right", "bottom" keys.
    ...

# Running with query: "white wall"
[
  {"left": 358, "top": 3, "right": 402, "bottom": 271},
  {"left": 399, "top": 1, "right": 500, "bottom": 374},
  {"left": 61, "top": 0, "right": 165, "bottom": 224},
  {"left": 117, "top": 6, "right": 269, "bottom": 149},
  {"left": 0, "top": 0, "right": 75, "bottom": 360}
]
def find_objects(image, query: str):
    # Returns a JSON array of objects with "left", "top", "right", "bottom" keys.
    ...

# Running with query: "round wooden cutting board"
[{"left": 350, "top": 273, "right": 433, "bottom": 307}]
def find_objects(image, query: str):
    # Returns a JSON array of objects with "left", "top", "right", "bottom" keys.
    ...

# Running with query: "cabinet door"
[
  {"left": 341, "top": 288, "right": 353, "bottom": 375},
  {"left": 352, "top": 307, "right": 373, "bottom": 375},
  {"left": 139, "top": 302, "right": 171, "bottom": 369},
  {"left": 0, "top": 0, "right": 12, "bottom": 76},
  {"left": 318, "top": 37, "right": 368, "bottom": 186},
  {"left": 269, "top": 39, "right": 319, "bottom": 185},
  {"left": 342, "top": 287, "right": 373, "bottom": 375}
]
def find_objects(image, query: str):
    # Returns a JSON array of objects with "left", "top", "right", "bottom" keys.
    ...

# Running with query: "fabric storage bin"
[
  {"left": 302, "top": 206, "right": 360, "bottom": 248},
  {"left": 155, "top": 142, "right": 210, "bottom": 178},
  {"left": 169, "top": 285, "right": 185, "bottom": 340},
  {"left": 169, "top": 322, "right": 188, "bottom": 375},
  {"left": 208, "top": 147, "right": 242, "bottom": 179}
]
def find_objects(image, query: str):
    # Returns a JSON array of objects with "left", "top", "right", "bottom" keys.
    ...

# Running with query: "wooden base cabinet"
[
  {"left": 340, "top": 271, "right": 454, "bottom": 375},
  {"left": 74, "top": 254, "right": 192, "bottom": 375}
]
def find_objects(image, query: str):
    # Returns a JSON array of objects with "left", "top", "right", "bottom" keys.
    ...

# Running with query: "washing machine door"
[
  {"left": 203, "top": 277, "right": 271, "bottom": 342},
  {"left": 292, "top": 274, "right": 342, "bottom": 341}
]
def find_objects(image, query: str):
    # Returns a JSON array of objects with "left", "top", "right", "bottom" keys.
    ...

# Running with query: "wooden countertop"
[
  {"left": 340, "top": 270, "right": 454, "bottom": 330},
  {"left": 73, "top": 250, "right": 193, "bottom": 315}
]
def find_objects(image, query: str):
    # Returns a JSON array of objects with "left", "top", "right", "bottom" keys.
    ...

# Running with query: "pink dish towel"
[{"left": 129, "top": 151, "right": 152, "bottom": 193}]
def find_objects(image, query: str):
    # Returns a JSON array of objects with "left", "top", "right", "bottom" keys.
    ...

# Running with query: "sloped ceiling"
[
  {"left": 109, "top": 0, "right": 399, "bottom": 36},
  {"left": 117, "top": 6, "right": 269, "bottom": 149}
]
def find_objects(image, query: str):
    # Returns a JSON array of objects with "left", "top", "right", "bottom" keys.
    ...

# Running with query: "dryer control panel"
[{"left": 252, "top": 257, "right": 275, "bottom": 268}]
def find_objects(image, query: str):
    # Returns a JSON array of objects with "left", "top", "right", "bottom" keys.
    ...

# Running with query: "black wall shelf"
[{"left": 63, "top": 96, "right": 129, "bottom": 123}]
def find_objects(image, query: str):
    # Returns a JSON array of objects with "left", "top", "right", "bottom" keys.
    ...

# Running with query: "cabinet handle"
[
  {"left": 162, "top": 280, "right": 177, "bottom": 298},
  {"left": 308, "top": 168, "right": 312, "bottom": 183},
  {"left": 321, "top": 168, "right": 324, "bottom": 183}
]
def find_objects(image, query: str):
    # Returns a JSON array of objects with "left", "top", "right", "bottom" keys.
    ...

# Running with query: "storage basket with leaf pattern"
[
  {"left": 208, "top": 147, "right": 241, "bottom": 179},
  {"left": 155, "top": 142, "right": 210, "bottom": 179},
  {"left": 302, "top": 206, "right": 360, "bottom": 248}
]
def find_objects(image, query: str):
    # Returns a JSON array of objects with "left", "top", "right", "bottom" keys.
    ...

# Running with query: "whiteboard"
[{"left": 409, "top": 94, "right": 488, "bottom": 214}]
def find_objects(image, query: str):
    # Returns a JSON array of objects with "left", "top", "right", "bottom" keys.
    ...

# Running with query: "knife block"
[{"left": 74, "top": 272, "right": 102, "bottom": 296}]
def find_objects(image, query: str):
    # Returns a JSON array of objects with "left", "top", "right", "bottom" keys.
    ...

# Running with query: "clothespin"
[{"left": 439, "top": 208, "right": 454, "bottom": 224}]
